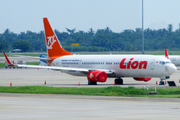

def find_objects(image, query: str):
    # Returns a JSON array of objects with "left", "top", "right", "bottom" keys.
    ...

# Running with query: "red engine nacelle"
[
  {"left": 133, "top": 77, "right": 151, "bottom": 82},
  {"left": 87, "top": 70, "right": 107, "bottom": 82}
]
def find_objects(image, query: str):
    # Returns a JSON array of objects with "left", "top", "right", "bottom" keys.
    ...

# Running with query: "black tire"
[
  {"left": 115, "top": 78, "right": 123, "bottom": 85},
  {"left": 159, "top": 81, "right": 165, "bottom": 85},
  {"left": 88, "top": 80, "right": 97, "bottom": 85}
]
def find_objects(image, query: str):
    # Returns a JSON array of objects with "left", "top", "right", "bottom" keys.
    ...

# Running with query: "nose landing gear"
[{"left": 159, "top": 76, "right": 170, "bottom": 85}]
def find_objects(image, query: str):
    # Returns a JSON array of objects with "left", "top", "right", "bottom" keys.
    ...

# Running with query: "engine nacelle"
[
  {"left": 87, "top": 70, "right": 107, "bottom": 82},
  {"left": 133, "top": 77, "right": 151, "bottom": 82}
]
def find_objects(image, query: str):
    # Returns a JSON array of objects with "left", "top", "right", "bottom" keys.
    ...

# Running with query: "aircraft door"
[
  {"left": 78, "top": 60, "right": 82, "bottom": 68},
  {"left": 103, "top": 61, "right": 107, "bottom": 69},
  {"left": 150, "top": 59, "right": 155, "bottom": 70}
]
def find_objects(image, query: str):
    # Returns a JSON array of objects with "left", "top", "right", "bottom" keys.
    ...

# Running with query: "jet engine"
[
  {"left": 133, "top": 77, "right": 151, "bottom": 82},
  {"left": 87, "top": 70, "right": 107, "bottom": 82}
]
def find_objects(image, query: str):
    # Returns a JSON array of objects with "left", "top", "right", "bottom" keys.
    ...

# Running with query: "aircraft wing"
[
  {"left": 3, "top": 51, "right": 114, "bottom": 75},
  {"left": 9, "top": 64, "right": 113, "bottom": 74}
]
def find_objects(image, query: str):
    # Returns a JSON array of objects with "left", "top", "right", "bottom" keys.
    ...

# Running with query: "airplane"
[
  {"left": 24, "top": 49, "right": 180, "bottom": 67},
  {"left": 3, "top": 17, "right": 177, "bottom": 85},
  {"left": 168, "top": 56, "right": 180, "bottom": 66},
  {"left": 38, "top": 49, "right": 180, "bottom": 67},
  {"left": 39, "top": 54, "right": 49, "bottom": 66},
  {"left": 163, "top": 49, "right": 180, "bottom": 66}
]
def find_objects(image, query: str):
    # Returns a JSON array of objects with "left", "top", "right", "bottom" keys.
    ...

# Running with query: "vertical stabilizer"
[
  {"left": 165, "top": 48, "right": 169, "bottom": 59},
  {"left": 43, "top": 17, "right": 73, "bottom": 58}
]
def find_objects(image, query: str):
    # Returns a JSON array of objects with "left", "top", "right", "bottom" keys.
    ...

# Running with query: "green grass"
[
  {"left": 0, "top": 54, "right": 10, "bottom": 57},
  {"left": 26, "top": 62, "right": 40, "bottom": 65},
  {"left": 0, "top": 62, "right": 40, "bottom": 68},
  {"left": 14, "top": 54, "right": 45, "bottom": 57},
  {"left": 0, "top": 86, "right": 180, "bottom": 98},
  {"left": 0, "top": 63, "right": 5, "bottom": 68},
  {"left": 0, "top": 53, "right": 46, "bottom": 57}
]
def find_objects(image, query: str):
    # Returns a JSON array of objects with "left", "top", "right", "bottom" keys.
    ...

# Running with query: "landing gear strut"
[
  {"left": 88, "top": 80, "right": 97, "bottom": 85},
  {"left": 114, "top": 78, "right": 123, "bottom": 85},
  {"left": 159, "top": 76, "right": 170, "bottom": 85}
]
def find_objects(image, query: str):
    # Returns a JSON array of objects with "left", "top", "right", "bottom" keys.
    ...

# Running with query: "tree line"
[{"left": 0, "top": 24, "right": 180, "bottom": 52}]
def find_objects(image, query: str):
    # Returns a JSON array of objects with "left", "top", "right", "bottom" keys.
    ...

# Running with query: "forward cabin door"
[
  {"left": 150, "top": 59, "right": 156, "bottom": 76},
  {"left": 78, "top": 60, "right": 82, "bottom": 68},
  {"left": 150, "top": 59, "right": 155, "bottom": 70}
]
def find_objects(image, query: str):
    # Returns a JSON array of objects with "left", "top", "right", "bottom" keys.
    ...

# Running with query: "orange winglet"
[
  {"left": 2, "top": 51, "right": 14, "bottom": 66},
  {"left": 165, "top": 48, "right": 169, "bottom": 59}
]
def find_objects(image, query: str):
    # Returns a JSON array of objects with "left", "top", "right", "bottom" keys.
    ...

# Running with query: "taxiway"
[
  {"left": 0, "top": 68, "right": 180, "bottom": 88},
  {"left": 0, "top": 93, "right": 180, "bottom": 120}
]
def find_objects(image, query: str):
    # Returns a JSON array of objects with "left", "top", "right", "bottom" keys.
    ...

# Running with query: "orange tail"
[{"left": 43, "top": 17, "right": 73, "bottom": 58}]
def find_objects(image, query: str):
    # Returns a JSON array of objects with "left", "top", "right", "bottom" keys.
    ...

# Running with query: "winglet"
[
  {"left": 165, "top": 48, "right": 169, "bottom": 59},
  {"left": 2, "top": 51, "right": 14, "bottom": 66}
]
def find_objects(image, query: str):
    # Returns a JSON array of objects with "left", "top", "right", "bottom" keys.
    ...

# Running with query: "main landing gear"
[
  {"left": 114, "top": 78, "right": 123, "bottom": 85},
  {"left": 88, "top": 80, "right": 97, "bottom": 85},
  {"left": 87, "top": 78, "right": 124, "bottom": 85}
]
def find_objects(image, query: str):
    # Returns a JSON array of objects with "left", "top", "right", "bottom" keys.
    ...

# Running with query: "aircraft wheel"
[
  {"left": 88, "top": 80, "right": 97, "bottom": 85},
  {"left": 159, "top": 81, "right": 165, "bottom": 85},
  {"left": 115, "top": 78, "right": 123, "bottom": 85}
]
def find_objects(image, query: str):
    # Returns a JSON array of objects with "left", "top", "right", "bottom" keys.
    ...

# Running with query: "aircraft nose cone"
[{"left": 168, "top": 64, "right": 177, "bottom": 75}]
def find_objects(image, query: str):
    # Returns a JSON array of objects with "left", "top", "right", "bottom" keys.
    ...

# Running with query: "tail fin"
[
  {"left": 43, "top": 17, "right": 73, "bottom": 58},
  {"left": 165, "top": 48, "right": 169, "bottom": 59},
  {"left": 2, "top": 51, "right": 14, "bottom": 66}
]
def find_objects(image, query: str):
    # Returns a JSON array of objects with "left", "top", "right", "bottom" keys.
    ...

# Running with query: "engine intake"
[{"left": 87, "top": 70, "right": 107, "bottom": 82}]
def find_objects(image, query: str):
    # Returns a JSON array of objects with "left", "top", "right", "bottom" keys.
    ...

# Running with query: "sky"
[{"left": 0, "top": 0, "right": 180, "bottom": 34}]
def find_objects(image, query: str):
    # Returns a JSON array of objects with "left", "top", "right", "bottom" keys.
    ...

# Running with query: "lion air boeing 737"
[{"left": 3, "top": 17, "right": 177, "bottom": 85}]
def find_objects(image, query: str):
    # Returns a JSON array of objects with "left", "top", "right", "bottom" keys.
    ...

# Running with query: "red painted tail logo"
[{"left": 119, "top": 58, "right": 147, "bottom": 69}]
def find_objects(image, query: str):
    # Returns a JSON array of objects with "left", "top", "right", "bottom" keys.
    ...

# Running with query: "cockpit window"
[
  {"left": 159, "top": 61, "right": 172, "bottom": 65},
  {"left": 165, "top": 61, "right": 172, "bottom": 64},
  {"left": 159, "top": 61, "right": 165, "bottom": 65}
]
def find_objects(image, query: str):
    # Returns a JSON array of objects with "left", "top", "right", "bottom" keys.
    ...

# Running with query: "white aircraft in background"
[
  {"left": 169, "top": 56, "right": 180, "bottom": 66},
  {"left": 3, "top": 17, "right": 177, "bottom": 85},
  {"left": 164, "top": 49, "right": 180, "bottom": 66}
]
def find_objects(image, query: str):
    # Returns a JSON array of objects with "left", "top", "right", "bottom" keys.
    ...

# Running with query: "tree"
[
  {"left": 168, "top": 24, "right": 173, "bottom": 32},
  {"left": 12, "top": 40, "right": 31, "bottom": 52},
  {"left": 65, "top": 28, "right": 76, "bottom": 34},
  {"left": 0, "top": 40, "right": 9, "bottom": 51}
]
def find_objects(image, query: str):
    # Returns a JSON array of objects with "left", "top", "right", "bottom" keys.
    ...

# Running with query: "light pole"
[{"left": 142, "top": 0, "right": 144, "bottom": 54}]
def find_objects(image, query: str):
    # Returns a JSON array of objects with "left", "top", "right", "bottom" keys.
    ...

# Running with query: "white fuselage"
[
  {"left": 153, "top": 55, "right": 180, "bottom": 66},
  {"left": 51, "top": 55, "right": 176, "bottom": 78},
  {"left": 168, "top": 56, "right": 180, "bottom": 66}
]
